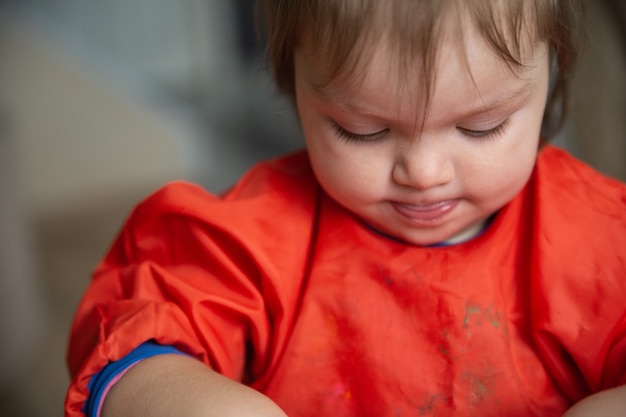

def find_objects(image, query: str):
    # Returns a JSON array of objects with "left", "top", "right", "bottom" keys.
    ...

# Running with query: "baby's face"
[{"left": 294, "top": 23, "right": 550, "bottom": 246}]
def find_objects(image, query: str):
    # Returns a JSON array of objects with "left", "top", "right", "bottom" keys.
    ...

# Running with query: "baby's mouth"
[{"left": 391, "top": 199, "right": 459, "bottom": 224}]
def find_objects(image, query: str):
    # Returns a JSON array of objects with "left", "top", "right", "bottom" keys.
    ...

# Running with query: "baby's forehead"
[
  {"left": 298, "top": 2, "right": 543, "bottom": 92},
  {"left": 297, "top": 25, "right": 543, "bottom": 106}
]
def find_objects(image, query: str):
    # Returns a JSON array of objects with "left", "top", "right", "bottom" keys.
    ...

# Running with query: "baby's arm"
[
  {"left": 101, "top": 354, "right": 287, "bottom": 417},
  {"left": 563, "top": 385, "right": 626, "bottom": 417}
]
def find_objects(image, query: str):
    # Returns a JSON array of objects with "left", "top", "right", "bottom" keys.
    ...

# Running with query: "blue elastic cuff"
[{"left": 84, "top": 341, "right": 187, "bottom": 417}]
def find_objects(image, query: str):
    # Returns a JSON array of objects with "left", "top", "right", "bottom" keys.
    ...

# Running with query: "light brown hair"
[{"left": 258, "top": 0, "right": 584, "bottom": 141}]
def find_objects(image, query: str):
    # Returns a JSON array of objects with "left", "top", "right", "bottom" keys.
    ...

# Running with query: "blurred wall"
[
  {"left": 568, "top": 1, "right": 626, "bottom": 182},
  {"left": 0, "top": 3, "right": 300, "bottom": 415}
]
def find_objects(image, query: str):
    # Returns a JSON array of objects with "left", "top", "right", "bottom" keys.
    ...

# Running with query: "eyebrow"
[
  {"left": 308, "top": 80, "right": 354, "bottom": 107},
  {"left": 466, "top": 80, "right": 534, "bottom": 117},
  {"left": 307, "top": 80, "right": 396, "bottom": 118},
  {"left": 305, "top": 74, "right": 536, "bottom": 129},
  {"left": 309, "top": 76, "right": 534, "bottom": 107}
]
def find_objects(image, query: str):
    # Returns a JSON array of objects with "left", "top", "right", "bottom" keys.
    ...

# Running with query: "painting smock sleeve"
[
  {"left": 526, "top": 147, "right": 626, "bottom": 400},
  {"left": 64, "top": 152, "right": 319, "bottom": 416}
]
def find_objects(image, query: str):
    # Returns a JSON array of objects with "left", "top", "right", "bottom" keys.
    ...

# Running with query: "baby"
[{"left": 66, "top": 1, "right": 626, "bottom": 416}]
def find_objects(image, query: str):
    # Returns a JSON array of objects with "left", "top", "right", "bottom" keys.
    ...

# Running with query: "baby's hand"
[
  {"left": 102, "top": 354, "right": 287, "bottom": 417},
  {"left": 562, "top": 385, "right": 626, "bottom": 417}
]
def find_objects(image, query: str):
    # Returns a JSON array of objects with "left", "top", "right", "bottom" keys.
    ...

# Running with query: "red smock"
[{"left": 65, "top": 145, "right": 626, "bottom": 416}]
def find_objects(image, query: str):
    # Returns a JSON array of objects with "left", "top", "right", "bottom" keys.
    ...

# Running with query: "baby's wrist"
[{"left": 563, "top": 386, "right": 626, "bottom": 417}]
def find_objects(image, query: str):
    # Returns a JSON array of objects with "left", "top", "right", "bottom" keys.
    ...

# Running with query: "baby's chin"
[{"left": 371, "top": 218, "right": 489, "bottom": 247}]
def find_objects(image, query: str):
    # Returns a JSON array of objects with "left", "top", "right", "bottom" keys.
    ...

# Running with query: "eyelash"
[
  {"left": 457, "top": 119, "right": 510, "bottom": 140},
  {"left": 332, "top": 119, "right": 511, "bottom": 143},
  {"left": 332, "top": 122, "right": 388, "bottom": 144}
]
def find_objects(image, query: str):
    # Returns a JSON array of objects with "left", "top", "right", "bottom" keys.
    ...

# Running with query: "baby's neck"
[{"left": 438, "top": 219, "right": 488, "bottom": 246}]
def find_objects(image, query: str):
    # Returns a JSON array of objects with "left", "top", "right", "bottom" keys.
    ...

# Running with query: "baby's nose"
[{"left": 391, "top": 141, "right": 455, "bottom": 190}]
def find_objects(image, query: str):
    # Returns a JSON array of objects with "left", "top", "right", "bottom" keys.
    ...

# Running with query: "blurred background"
[{"left": 0, "top": 1, "right": 623, "bottom": 416}]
